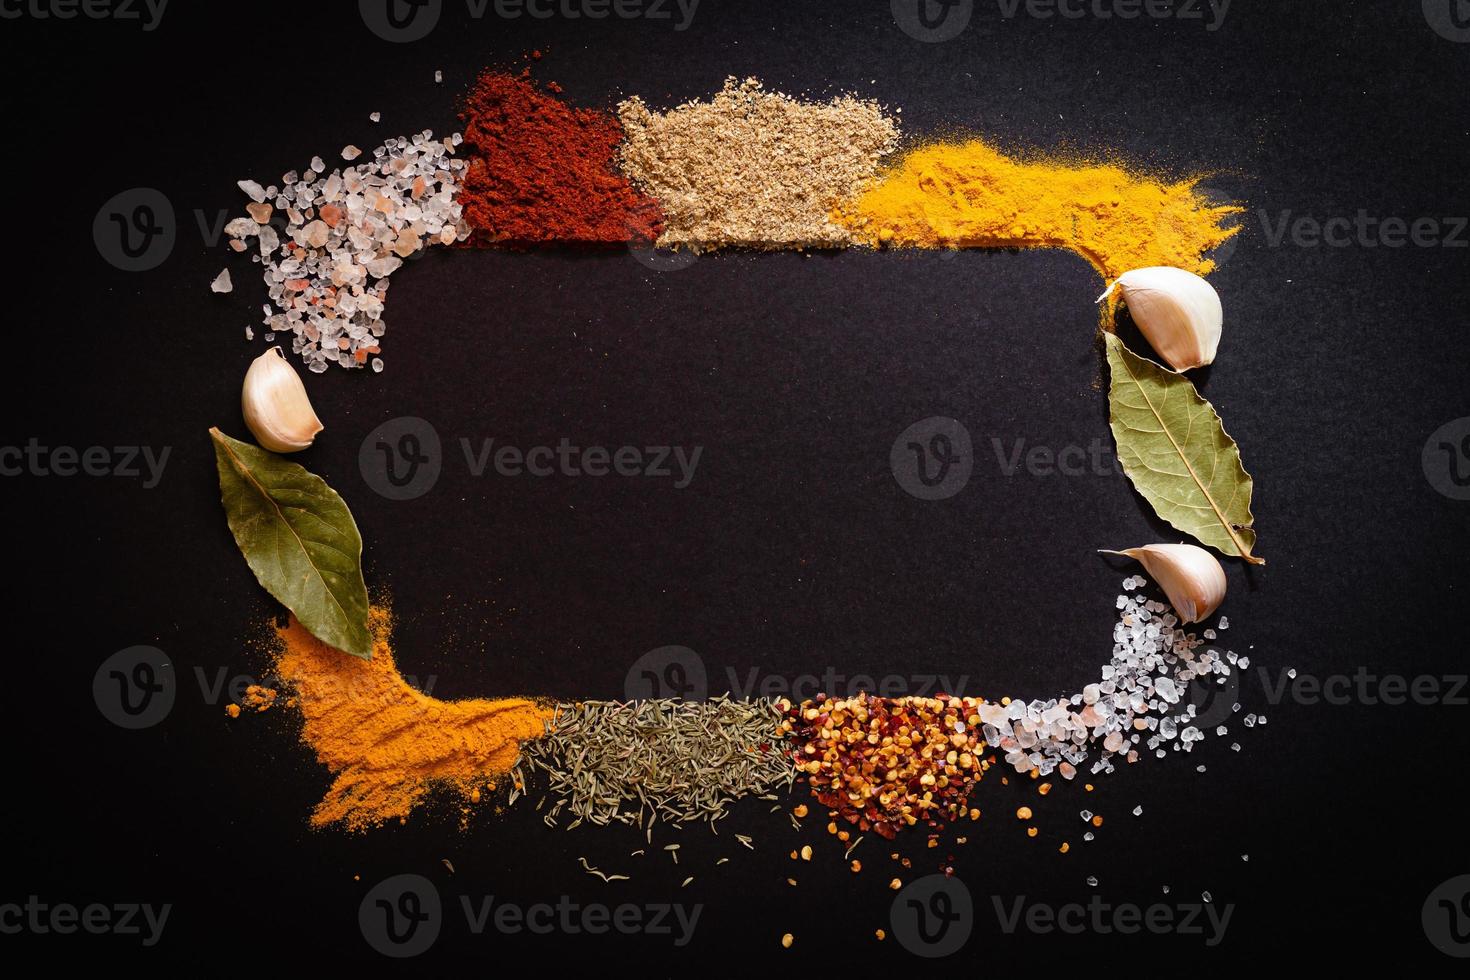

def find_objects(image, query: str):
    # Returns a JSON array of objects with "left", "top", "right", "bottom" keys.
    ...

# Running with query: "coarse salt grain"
[
  {"left": 222, "top": 132, "right": 469, "bottom": 371},
  {"left": 981, "top": 580, "right": 1248, "bottom": 781}
]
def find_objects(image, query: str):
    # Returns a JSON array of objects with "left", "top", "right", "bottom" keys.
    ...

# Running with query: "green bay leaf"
[
  {"left": 209, "top": 427, "right": 372, "bottom": 658},
  {"left": 1104, "top": 333, "right": 1263, "bottom": 565}
]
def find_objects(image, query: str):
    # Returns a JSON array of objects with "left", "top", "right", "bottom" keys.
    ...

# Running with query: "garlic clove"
[
  {"left": 241, "top": 347, "right": 324, "bottom": 453},
  {"left": 1103, "top": 543, "right": 1226, "bottom": 624},
  {"left": 1097, "top": 266, "right": 1222, "bottom": 372}
]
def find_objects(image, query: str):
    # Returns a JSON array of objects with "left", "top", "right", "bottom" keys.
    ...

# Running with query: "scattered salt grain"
[
  {"left": 244, "top": 326, "right": 253, "bottom": 341},
  {"left": 1202, "top": 891, "right": 1212, "bottom": 903},
  {"left": 983, "top": 579, "right": 1248, "bottom": 783},
  {"left": 434, "top": 69, "right": 443, "bottom": 83},
  {"left": 1132, "top": 805, "right": 1143, "bottom": 817},
  {"left": 1086, "top": 876, "right": 1098, "bottom": 887},
  {"left": 237, "top": 179, "right": 266, "bottom": 203},
  {"left": 211, "top": 269, "right": 233, "bottom": 293},
  {"left": 222, "top": 130, "right": 469, "bottom": 370},
  {"left": 342, "top": 144, "right": 362, "bottom": 161},
  {"left": 369, "top": 111, "right": 381, "bottom": 123}
]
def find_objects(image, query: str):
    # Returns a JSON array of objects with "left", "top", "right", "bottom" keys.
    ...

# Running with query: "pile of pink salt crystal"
[{"left": 222, "top": 131, "right": 472, "bottom": 372}]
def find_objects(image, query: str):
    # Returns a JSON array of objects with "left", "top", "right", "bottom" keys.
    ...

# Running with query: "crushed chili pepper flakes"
[{"left": 779, "top": 693, "right": 992, "bottom": 841}]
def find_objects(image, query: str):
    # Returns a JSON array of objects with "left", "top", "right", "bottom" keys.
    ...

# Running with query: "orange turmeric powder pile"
[
  {"left": 834, "top": 138, "right": 1241, "bottom": 282},
  {"left": 272, "top": 606, "right": 553, "bottom": 831}
]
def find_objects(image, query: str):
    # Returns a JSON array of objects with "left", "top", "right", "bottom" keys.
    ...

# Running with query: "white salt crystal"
[
  {"left": 1132, "top": 805, "right": 1142, "bottom": 816},
  {"left": 434, "top": 69, "right": 443, "bottom": 83},
  {"left": 237, "top": 179, "right": 266, "bottom": 203},
  {"left": 342, "top": 144, "right": 362, "bottom": 161},
  {"left": 211, "top": 269, "right": 233, "bottom": 293},
  {"left": 369, "top": 111, "right": 381, "bottom": 123},
  {"left": 225, "top": 217, "right": 259, "bottom": 238}
]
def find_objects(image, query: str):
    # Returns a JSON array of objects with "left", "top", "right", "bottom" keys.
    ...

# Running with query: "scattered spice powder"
[
  {"left": 618, "top": 77, "right": 899, "bottom": 250},
  {"left": 272, "top": 605, "right": 553, "bottom": 831},
  {"left": 458, "top": 70, "right": 663, "bottom": 244},
  {"left": 834, "top": 139, "right": 1240, "bottom": 282}
]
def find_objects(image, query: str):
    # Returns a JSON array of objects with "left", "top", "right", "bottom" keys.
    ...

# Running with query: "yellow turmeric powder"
[
  {"left": 834, "top": 139, "right": 1240, "bottom": 283},
  {"left": 273, "top": 605, "right": 553, "bottom": 832}
]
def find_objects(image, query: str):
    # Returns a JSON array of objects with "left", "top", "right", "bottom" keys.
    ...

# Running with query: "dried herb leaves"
[
  {"left": 210, "top": 427, "right": 372, "bottom": 657},
  {"left": 1104, "top": 333, "right": 1262, "bottom": 564}
]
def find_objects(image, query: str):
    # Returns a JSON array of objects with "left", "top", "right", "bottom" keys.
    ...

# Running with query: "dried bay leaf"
[
  {"left": 1103, "top": 333, "right": 1263, "bottom": 565},
  {"left": 209, "top": 427, "right": 372, "bottom": 658}
]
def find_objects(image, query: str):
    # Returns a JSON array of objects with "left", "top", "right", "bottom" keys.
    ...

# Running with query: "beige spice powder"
[{"left": 617, "top": 77, "right": 899, "bottom": 250}]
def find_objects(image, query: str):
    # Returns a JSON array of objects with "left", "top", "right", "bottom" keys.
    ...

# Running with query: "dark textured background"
[{"left": 5, "top": 0, "right": 1469, "bottom": 966}]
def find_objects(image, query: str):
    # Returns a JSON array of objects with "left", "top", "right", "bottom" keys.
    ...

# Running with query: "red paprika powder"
[{"left": 458, "top": 70, "right": 663, "bottom": 245}]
